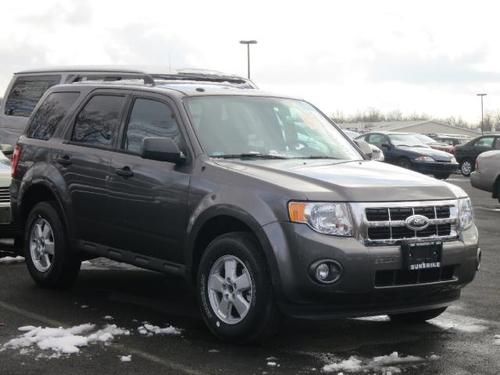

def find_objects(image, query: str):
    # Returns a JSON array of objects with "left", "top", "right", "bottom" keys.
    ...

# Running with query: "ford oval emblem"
[{"left": 405, "top": 214, "right": 430, "bottom": 231}]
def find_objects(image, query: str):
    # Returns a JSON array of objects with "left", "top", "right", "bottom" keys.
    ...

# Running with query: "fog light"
[
  {"left": 310, "top": 260, "right": 343, "bottom": 284},
  {"left": 316, "top": 263, "right": 330, "bottom": 281}
]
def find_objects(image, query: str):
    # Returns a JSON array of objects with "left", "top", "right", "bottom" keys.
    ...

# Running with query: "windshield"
[
  {"left": 388, "top": 134, "right": 430, "bottom": 148},
  {"left": 185, "top": 96, "right": 362, "bottom": 160},
  {"left": 413, "top": 134, "right": 438, "bottom": 144}
]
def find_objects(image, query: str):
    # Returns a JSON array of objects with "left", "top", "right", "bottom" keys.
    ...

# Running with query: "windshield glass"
[
  {"left": 413, "top": 134, "right": 438, "bottom": 144},
  {"left": 185, "top": 96, "right": 362, "bottom": 160},
  {"left": 388, "top": 133, "right": 430, "bottom": 147}
]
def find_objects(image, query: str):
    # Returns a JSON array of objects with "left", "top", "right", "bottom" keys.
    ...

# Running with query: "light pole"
[
  {"left": 239, "top": 40, "right": 257, "bottom": 79},
  {"left": 477, "top": 93, "right": 487, "bottom": 135}
]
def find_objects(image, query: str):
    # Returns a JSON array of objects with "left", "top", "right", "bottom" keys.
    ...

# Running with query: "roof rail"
[{"left": 69, "top": 73, "right": 155, "bottom": 86}]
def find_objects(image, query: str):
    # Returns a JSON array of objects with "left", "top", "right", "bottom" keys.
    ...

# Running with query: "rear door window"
[
  {"left": 367, "top": 134, "right": 387, "bottom": 147},
  {"left": 123, "top": 98, "right": 182, "bottom": 154},
  {"left": 71, "top": 95, "right": 126, "bottom": 148},
  {"left": 26, "top": 92, "right": 80, "bottom": 140},
  {"left": 4, "top": 75, "right": 61, "bottom": 117},
  {"left": 474, "top": 137, "right": 494, "bottom": 148}
]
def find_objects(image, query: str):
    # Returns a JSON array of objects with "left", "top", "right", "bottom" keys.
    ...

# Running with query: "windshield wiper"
[{"left": 211, "top": 153, "right": 289, "bottom": 160}]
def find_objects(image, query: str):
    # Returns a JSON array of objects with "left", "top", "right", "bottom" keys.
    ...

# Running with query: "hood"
[
  {"left": 214, "top": 159, "right": 466, "bottom": 202},
  {"left": 398, "top": 145, "right": 454, "bottom": 161}
]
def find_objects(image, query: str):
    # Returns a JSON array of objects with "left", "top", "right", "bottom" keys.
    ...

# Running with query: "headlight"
[
  {"left": 457, "top": 197, "right": 473, "bottom": 230},
  {"left": 415, "top": 156, "right": 434, "bottom": 162},
  {"left": 288, "top": 202, "right": 353, "bottom": 236}
]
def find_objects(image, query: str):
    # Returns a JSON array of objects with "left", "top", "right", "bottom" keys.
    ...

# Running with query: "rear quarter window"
[
  {"left": 4, "top": 75, "right": 61, "bottom": 117},
  {"left": 26, "top": 92, "right": 80, "bottom": 140}
]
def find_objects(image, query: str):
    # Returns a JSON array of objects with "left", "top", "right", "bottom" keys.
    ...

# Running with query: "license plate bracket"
[{"left": 402, "top": 242, "right": 442, "bottom": 271}]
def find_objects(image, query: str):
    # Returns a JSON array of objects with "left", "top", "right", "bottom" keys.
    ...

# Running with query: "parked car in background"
[
  {"left": 470, "top": 150, "right": 500, "bottom": 202},
  {"left": 343, "top": 129, "right": 384, "bottom": 161},
  {"left": 0, "top": 66, "right": 255, "bottom": 147},
  {"left": 358, "top": 132, "right": 458, "bottom": 179},
  {"left": 0, "top": 150, "right": 14, "bottom": 240},
  {"left": 10, "top": 79, "right": 478, "bottom": 342},
  {"left": 429, "top": 133, "right": 472, "bottom": 147},
  {"left": 413, "top": 133, "right": 454, "bottom": 154},
  {"left": 454, "top": 134, "right": 500, "bottom": 176}
]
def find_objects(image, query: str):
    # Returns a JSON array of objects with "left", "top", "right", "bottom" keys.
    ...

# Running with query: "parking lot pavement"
[{"left": 0, "top": 176, "right": 499, "bottom": 375}]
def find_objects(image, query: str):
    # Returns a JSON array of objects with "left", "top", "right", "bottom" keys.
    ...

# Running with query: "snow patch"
[
  {"left": 120, "top": 355, "right": 132, "bottom": 362},
  {"left": 430, "top": 312, "right": 489, "bottom": 333},
  {"left": 322, "top": 352, "right": 427, "bottom": 373},
  {"left": 0, "top": 256, "right": 25, "bottom": 264},
  {"left": 1, "top": 324, "right": 129, "bottom": 358},
  {"left": 137, "top": 323, "right": 181, "bottom": 336},
  {"left": 494, "top": 334, "right": 500, "bottom": 345},
  {"left": 103, "top": 315, "right": 114, "bottom": 321}
]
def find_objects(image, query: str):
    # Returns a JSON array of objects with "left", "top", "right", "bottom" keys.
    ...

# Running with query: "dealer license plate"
[{"left": 402, "top": 242, "right": 442, "bottom": 271}]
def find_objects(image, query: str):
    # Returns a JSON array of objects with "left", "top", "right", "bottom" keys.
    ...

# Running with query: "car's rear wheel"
[
  {"left": 433, "top": 173, "right": 451, "bottom": 180},
  {"left": 460, "top": 159, "right": 473, "bottom": 176},
  {"left": 24, "top": 201, "right": 81, "bottom": 289},
  {"left": 389, "top": 307, "right": 447, "bottom": 323},
  {"left": 197, "top": 232, "right": 280, "bottom": 343}
]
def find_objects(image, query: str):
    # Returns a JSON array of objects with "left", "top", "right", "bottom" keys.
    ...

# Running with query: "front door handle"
[
  {"left": 115, "top": 166, "right": 134, "bottom": 178},
  {"left": 56, "top": 154, "right": 72, "bottom": 166}
]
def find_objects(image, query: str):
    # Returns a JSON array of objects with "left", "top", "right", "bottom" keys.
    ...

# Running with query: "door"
[
  {"left": 62, "top": 93, "right": 127, "bottom": 245},
  {"left": 367, "top": 133, "right": 395, "bottom": 162},
  {"left": 472, "top": 136, "right": 495, "bottom": 160},
  {"left": 107, "top": 96, "right": 190, "bottom": 263}
]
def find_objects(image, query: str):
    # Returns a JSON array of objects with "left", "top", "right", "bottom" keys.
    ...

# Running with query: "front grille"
[
  {"left": 352, "top": 200, "right": 459, "bottom": 245},
  {"left": 375, "top": 266, "right": 456, "bottom": 287},
  {"left": 0, "top": 187, "right": 9, "bottom": 203}
]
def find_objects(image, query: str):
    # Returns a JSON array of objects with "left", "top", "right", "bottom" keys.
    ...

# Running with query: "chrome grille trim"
[{"left": 350, "top": 200, "right": 459, "bottom": 246}]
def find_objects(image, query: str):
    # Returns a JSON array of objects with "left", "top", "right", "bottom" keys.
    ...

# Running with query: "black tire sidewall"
[
  {"left": 197, "top": 233, "right": 273, "bottom": 341},
  {"left": 24, "top": 201, "right": 79, "bottom": 287}
]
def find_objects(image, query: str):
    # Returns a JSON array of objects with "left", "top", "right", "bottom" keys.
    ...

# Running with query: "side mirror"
[
  {"left": 141, "top": 137, "right": 185, "bottom": 164},
  {"left": 354, "top": 139, "right": 373, "bottom": 159},
  {"left": 381, "top": 143, "right": 392, "bottom": 150}
]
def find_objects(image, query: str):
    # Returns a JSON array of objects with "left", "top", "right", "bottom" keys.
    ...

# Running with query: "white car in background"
[
  {"left": 471, "top": 150, "right": 500, "bottom": 202},
  {"left": 343, "top": 129, "right": 385, "bottom": 161}
]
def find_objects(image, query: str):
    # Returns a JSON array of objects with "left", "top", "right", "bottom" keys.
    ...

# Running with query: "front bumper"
[
  {"left": 413, "top": 161, "right": 459, "bottom": 175},
  {"left": 263, "top": 221, "right": 478, "bottom": 319},
  {"left": 470, "top": 171, "right": 493, "bottom": 193}
]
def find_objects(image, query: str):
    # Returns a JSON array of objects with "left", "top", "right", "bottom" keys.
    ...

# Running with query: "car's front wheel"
[
  {"left": 460, "top": 159, "right": 473, "bottom": 176},
  {"left": 24, "top": 201, "right": 81, "bottom": 289},
  {"left": 197, "top": 232, "right": 280, "bottom": 343},
  {"left": 389, "top": 307, "right": 447, "bottom": 323},
  {"left": 433, "top": 173, "right": 451, "bottom": 180}
]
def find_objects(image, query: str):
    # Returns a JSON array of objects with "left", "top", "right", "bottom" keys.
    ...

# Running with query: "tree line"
[{"left": 330, "top": 108, "right": 499, "bottom": 131}]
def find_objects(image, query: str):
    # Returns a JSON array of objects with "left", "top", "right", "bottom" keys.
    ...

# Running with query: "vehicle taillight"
[{"left": 11, "top": 145, "right": 22, "bottom": 178}]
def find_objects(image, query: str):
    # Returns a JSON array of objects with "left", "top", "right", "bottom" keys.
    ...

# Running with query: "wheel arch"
[{"left": 186, "top": 206, "right": 280, "bottom": 290}]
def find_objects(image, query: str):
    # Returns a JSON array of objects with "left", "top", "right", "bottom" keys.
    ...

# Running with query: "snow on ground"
[
  {"left": 0, "top": 324, "right": 130, "bottom": 358},
  {"left": 429, "top": 312, "right": 489, "bottom": 333},
  {"left": 137, "top": 323, "right": 181, "bottom": 336},
  {"left": 494, "top": 334, "right": 500, "bottom": 345},
  {"left": 120, "top": 355, "right": 132, "bottom": 362},
  {"left": 322, "top": 352, "right": 437, "bottom": 373},
  {"left": 0, "top": 256, "right": 24, "bottom": 264}
]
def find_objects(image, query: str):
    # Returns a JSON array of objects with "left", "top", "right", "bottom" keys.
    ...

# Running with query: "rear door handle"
[
  {"left": 56, "top": 154, "right": 72, "bottom": 166},
  {"left": 115, "top": 166, "right": 134, "bottom": 178}
]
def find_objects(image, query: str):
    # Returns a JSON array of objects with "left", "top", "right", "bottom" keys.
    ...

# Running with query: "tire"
[
  {"left": 460, "top": 159, "right": 473, "bottom": 177},
  {"left": 197, "top": 232, "right": 280, "bottom": 343},
  {"left": 24, "top": 201, "right": 81, "bottom": 289},
  {"left": 389, "top": 307, "right": 447, "bottom": 323},
  {"left": 397, "top": 158, "right": 412, "bottom": 169},
  {"left": 433, "top": 173, "right": 451, "bottom": 180}
]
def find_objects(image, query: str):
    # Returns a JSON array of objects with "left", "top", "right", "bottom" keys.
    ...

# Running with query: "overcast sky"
[{"left": 1, "top": 0, "right": 499, "bottom": 123}]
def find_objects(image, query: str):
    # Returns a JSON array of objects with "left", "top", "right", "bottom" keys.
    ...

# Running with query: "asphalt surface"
[{"left": 0, "top": 176, "right": 499, "bottom": 375}]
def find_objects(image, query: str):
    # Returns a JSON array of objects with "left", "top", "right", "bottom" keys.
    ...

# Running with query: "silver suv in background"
[{"left": 0, "top": 66, "right": 255, "bottom": 147}]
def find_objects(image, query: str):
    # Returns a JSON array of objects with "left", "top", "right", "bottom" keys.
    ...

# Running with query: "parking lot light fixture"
[
  {"left": 239, "top": 40, "right": 258, "bottom": 80},
  {"left": 477, "top": 93, "right": 487, "bottom": 135}
]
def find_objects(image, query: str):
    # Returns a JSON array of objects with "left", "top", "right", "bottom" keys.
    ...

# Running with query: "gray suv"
[{"left": 11, "top": 77, "right": 480, "bottom": 342}]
